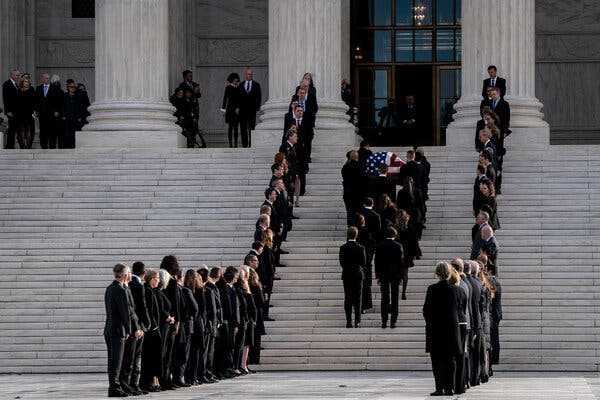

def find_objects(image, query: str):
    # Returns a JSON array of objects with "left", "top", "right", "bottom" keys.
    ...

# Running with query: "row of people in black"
[
  {"left": 423, "top": 257, "right": 502, "bottom": 396},
  {"left": 2, "top": 69, "right": 90, "bottom": 149},
  {"left": 339, "top": 142, "right": 431, "bottom": 328},
  {"left": 423, "top": 66, "right": 507, "bottom": 396},
  {"left": 104, "top": 256, "right": 271, "bottom": 398}
]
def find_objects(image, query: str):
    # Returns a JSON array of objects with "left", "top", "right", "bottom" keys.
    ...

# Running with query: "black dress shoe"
[
  {"left": 278, "top": 249, "right": 290, "bottom": 255},
  {"left": 430, "top": 390, "right": 444, "bottom": 396},
  {"left": 278, "top": 263, "right": 287, "bottom": 268},
  {"left": 354, "top": 322, "right": 361, "bottom": 328},
  {"left": 291, "top": 215, "right": 299, "bottom": 219},
  {"left": 133, "top": 386, "right": 148, "bottom": 395},
  {"left": 401, "top": 294, "right": 407, "bottom": 300},
  {"left": 390, "top": 323, "right": 397, "bottom": 329},
  {"left": 108, "top": 388, "right": 129, "bottom": 397},
  {"left": 455, "top": 389, "right": 466, "bottom": 395},
  {"left": 264, "top": 317, "right": 275, "bottom": 321},
  {"left": 444, "top": 389, "right": 454, "bottom": 396},
  {"left": 382, "top": 322, "right": 387, "bottom": 329},
  {"left": 346, "top": 322, "right": 353, "bottom": 328}
]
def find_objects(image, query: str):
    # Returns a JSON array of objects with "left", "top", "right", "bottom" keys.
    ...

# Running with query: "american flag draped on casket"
[{"left": 365, "top": 152, "right": 406, "bottom": 176}]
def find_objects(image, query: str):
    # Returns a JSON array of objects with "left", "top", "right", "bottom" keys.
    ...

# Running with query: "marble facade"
[{"left": 1, "top": 0, "right": 599, "bottom": 145}]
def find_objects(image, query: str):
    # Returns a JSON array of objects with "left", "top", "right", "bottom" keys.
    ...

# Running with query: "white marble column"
[
  {"left": 257, "top": 0, "right": 353, "bottom": 135},
  {"left": 448, "top": 0, "right": 548, "bottom": 147},
  {"left": 80, "top": 0, "right": 178, "bottom": 148}
]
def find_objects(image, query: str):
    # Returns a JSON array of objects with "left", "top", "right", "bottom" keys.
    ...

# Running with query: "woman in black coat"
[
  {"left": 184, "top": 270, "right": 207, "bottom": 385},
  {"left": 14, "top": 79, "right": 36, "bottom": 149},
  {"left": 155, "top": 270, "right": 175, "bottom": 389},
  {"left": 342, "top": 150, "right": 362, "bottom": 226},
  {"left": 248, "top": 268, "right": 266, "bottom": 366},
  {"left": 140, "top": 269, "right": 163, "bottom": 392},
  {"left": 61, "top": 80, "right": 86, "bottom": 149},
  {"left": 241, "top": 274, "right": 257, "bottom": 374},
  {"left": 423, "top": 262, "right": 463, "bottom": 396},
  {"left": 221, "top": 73, "right": 241, "bottom": 148},
  {"left": 233, "top": 271, "right": 248, "bottom": 373},
  {"left": 259, "top": 230, "right": 276, "bottom": 311}
]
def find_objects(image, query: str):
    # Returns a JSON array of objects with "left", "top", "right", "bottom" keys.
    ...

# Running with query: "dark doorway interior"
[{"left": 395, "top": 66, "right": 433, "bottom": 146}]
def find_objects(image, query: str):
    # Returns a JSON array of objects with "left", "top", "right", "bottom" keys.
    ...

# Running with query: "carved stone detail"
[
  {"left": 38, "top": 40, "right": 95, "bottom": 67},
  {"left": 196, "top": 38, "right": 267, "bottom": 66}
]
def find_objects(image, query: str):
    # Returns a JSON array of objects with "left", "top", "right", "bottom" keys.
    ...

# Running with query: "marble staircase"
[{"left": 0, "top": 140, "right": 599, "bottom": 373}]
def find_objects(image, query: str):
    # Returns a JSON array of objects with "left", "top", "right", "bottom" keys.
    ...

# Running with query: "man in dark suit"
[
  {"left": 400, "top": 95, "right": 418, "bottom": 144},
  {"left": 423, "top": 262, "right": 462, "bottom": 396},
  {"left": 35, "top": 73, "right": 52, "bottom": 149},
  {"left": 360, "top": 197, "right": 381, "bottom": 243},
  {"left": 174, "top": 270, "right": 198, "bottom": 386},
  {"left": 178, "top": 70, "right": 201, "bottom": 99},
  {"left": 339, "top": 226, "right": 366, "bottom": 328},
  {"left": 204, "top": 267, "right": 223, "bottom": 383},
  {"left": 488, "top": 264, "right": 502, "bottom": 370},
  {"left": 120, "top": 261, "right": 150, "bottom": 395},
  {"left": 239, "top": 68, "right": 261, "bottom": 148},
  {"left": 2, "top": 69, "right": 20, "bottom": 149},
  {"left": 400, "top": 149, "right": 425, "bottom": 193},
  {"left": 482, "top": 65, "right": 506, "bottom": 98},
  {"left": 104, "top": 263, "right": 143, "bottom": 398},
  {"left": 284, "top": 105, "right": 314, "bottom": 163},
  {"left": 375, "top": 227, "right": 405, "bottom": 329},
  {"left": 160, "top": 257, "right": 182, "bottom": 389},
  {"left": 216, "top": 267, "right": 240, "bottom": 379}
]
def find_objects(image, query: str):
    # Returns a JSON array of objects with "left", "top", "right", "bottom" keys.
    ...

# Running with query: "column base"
[
  {"left": 77, "top": 130, "right": 179, "bottom": 149},
  {"left": 256, "top": 100, "right": 354, "bottom": 131},
  {"left": 84, "top": 101, "right": 178, "bottom": 132}
]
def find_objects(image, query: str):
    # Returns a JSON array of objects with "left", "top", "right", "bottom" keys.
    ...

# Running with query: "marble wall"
[
  {"left": 536, "top": 0, "right": 600, "bottom": 143},
  {"left": 35, "top": 0, "right": 95, "bottom": 100}
]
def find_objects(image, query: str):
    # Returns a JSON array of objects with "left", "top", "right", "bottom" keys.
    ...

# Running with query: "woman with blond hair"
[
  {"left": 185, "top": 269, "right": 208, "bottom": 386},
  {"left": 477, "top": 265, "right": 495, "bottom": 383},
  {"left": 15, "top": 79, "right": 36, "bottom": 148},
  {"left": 140, "top": 269, "right": 163, "bottom": 392}
]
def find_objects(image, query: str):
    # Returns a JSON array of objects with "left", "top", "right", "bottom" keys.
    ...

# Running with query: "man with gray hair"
[
  {"left": 2, "top": 69, "right": 20, "bottom": 149},
  {"left": 104, "top": 263, "right": 143, "bottom": 397},
  {"left": 423, "top": 262, "right": 462, "bottom": 396},
  {"left": 465, "top": 260, "right": 483, "bottom": 387}
]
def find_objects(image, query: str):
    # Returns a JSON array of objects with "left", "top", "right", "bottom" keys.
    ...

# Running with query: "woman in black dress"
[
  {"left": 184, "top": 270, "right": 207, "bottom": 385},
  {"left": 240, "top": 267, "right": 257, "bottom": 374},
  {"left": 156, "top": 269, "right": 175, "bottom": 385},
  {"left": 140, "top": 269, "right": 163, "bottom": 392},
  {"left": 221, "top": 73, "right": 241, "bottom": 147},
  {"left": 248, "top": 268, "right": 265, "bottom": 366},
  {"left": 14, "top": 79, "right": 36, "bottom": 149},
  {"left": 259, "top": 229, "right": 276, "bottom": 317}
]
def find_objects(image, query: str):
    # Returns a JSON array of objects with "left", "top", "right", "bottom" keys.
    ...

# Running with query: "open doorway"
[{"left": 395, "top": 66, "right": 434, "bottom": 146}]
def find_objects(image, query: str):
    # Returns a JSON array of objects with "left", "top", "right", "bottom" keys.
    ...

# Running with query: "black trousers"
[
  {"left": 362, "top": 248, "right": 374, "bottom": 310},
  {"left": 214, "top": 323, "right": 235, "bottom": 374},
  {"left": 379, "top": 278, "right": 400, "bottom": 325},
  {"left": 4, "top": 116, "right": 16, "bottom": 149},
  {"left": 185, "top": 332, "right": 208, "bottom": 382},
  {"left": 431, "top": 352, "right": 457, "bottom": 393},
  {"left": 299, "top": 173, "right": 307, "bottom": 196},
  {"left": 233, "top": 321, "right": 247, "bottom": 370},
  {"left": 38, "top": 114, "right": 53, "bottom": 149},
  {"left": 161, "top": 324, "right": 177, "bottom": 383},
  {"left": 205, "top": 332, "right": 217, "bottom": 376},
  {"left": 463, "top": 329, "right": 471, "bottom": 389},
  {"left": 227, "top": 122, "right": 239, "bottom": 147},
  {"left": 104, "top": 334, "right": 126, "bottom": 390},
  {"left": 239, "top": 117, "right": 253, "bottom": 148},
  {"left": 342, "top": 276, "right": 363, "bottom": 325},
  {"left": 305, "top": 134, "right": 314, "bottom": 161},
  {"left": 173, "top": 331, "right": 192, "bottom": 382},
  {"left": 120, "top": 335, "right": 141, "bottom": 389},
  {"left": 343, "top": 194, "right": 360, "bottom": 226},
  {"left": 140, "top": 329, "right": 162, "bottom": 386},
  {"left": 470, "top": 330, "right": 482, "bottom": 386},
  {"left": 455, "top": 325, "right": 468, "bottom": 392},
  {"left": 490, "top": 321, "right": 500, "bottom": 365}
]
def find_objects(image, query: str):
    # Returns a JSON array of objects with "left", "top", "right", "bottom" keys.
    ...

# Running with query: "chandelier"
[{"left": 414, "top": 4, "right": 427, "bottom": 25}]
